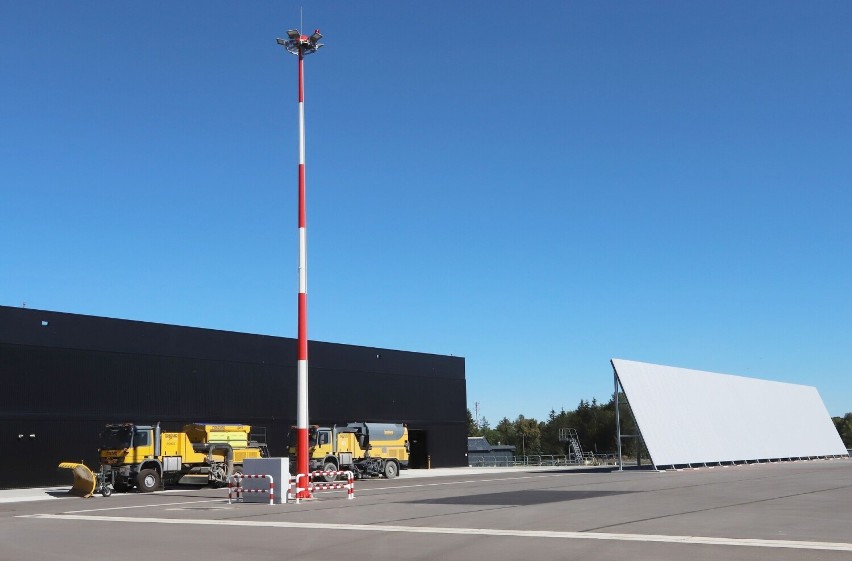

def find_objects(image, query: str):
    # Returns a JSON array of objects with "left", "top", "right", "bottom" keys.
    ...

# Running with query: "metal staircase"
[{"left": 558, "top": 428, "right": 587, "bottom": 464}]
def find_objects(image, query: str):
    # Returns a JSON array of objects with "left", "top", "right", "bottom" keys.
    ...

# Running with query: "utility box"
[{"left": 242, "top": 457, "right": 288, "bottom": 504}]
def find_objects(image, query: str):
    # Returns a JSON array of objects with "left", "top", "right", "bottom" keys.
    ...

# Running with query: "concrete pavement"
[
  {"left": 0, "top": 464, "right": 570, "bottom": 503},
  {"left": 5, "top": 459, "right": 851, "bottom": 561}
]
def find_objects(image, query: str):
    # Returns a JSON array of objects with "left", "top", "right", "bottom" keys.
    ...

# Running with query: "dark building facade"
[{"left": 0, "top": 306, "right": 467, "bottom": 489}]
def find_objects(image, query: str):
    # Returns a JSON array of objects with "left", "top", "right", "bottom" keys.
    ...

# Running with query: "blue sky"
[{"left": 2, "top": 2, "right": 851, "bottom": 423}]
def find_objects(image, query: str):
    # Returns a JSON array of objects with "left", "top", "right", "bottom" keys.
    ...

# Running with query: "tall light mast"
[{"left": 277, "top": 28, "right": 323, "bottom": 499}]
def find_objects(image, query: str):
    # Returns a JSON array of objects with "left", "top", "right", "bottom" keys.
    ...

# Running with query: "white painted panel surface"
[
  {"left": 611, "top": 359, "right": 847, "bottom": 467},
  {"left": 243, "top": 457, "right": 288, "bottom": 504}
]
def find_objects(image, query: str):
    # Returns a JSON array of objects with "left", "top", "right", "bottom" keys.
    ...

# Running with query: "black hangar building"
[{"left": 0, "top": 305, "right": 467, "bottom": 489}]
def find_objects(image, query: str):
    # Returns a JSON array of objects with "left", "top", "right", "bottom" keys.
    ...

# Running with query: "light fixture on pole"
[{"left": 277, "top": 27, "right": 323, "bottom": 499}]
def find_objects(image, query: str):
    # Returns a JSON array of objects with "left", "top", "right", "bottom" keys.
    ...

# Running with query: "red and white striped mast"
[{"left": 277, "top": 27, "right": 323, "bottom": 499}]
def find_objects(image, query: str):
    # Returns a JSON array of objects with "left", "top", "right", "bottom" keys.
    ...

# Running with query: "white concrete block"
[{"left": 241, "top": 457, "right": 289, "bottom": 504}]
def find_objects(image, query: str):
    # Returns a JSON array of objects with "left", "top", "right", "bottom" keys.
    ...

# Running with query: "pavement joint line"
[
  {"left": 364, "top": 472, "right": 567, "bottom": 492},
  {"left": 17, "top": 513, "right": 852, "bottom": 552}
]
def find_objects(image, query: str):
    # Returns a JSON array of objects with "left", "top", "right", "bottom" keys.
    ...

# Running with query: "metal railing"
[{"left": 469, "top": 454, "right": 621, "bottom": 468}]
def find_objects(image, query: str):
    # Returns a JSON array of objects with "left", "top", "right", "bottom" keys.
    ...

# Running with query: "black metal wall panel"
[{"left": 0, "top": 306, "right": 467, "bottom": 488}]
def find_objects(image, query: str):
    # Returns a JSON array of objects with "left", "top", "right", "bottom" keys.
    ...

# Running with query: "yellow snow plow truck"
[
  {"left": 60, "top": 422, "right": 267, "bottom": 497},
  {"left": 290, "top": 422, "right": 409, "bottom": 481}
]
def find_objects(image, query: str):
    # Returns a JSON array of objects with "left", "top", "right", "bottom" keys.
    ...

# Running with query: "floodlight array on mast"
[{"left": 276, "top": 29, "right": 323, "bottom": 56}]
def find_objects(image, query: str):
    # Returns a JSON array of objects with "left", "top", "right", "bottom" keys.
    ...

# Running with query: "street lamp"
[{"left": 277, "top": 27, "right": 324, "bottom": 499}]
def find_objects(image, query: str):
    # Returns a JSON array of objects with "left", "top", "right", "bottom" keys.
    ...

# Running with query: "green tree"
[
  {"left": 493, "top": 416, "right": 515, "bottom": 447},
  {"left": 477, "top": 392, "right": 651, "bottom": 460},
  {"left": 479, "top": 418, "right": 500, "bottom": 446},
  {"left": 540, "top": 408, "right": 572, "bottom": 455},
  {"left": 535, "top": 394, "right": 638, "bottom": 459},
  {"left": 833, "top": 413, "right": 852, "bottom": 447},
  {"left": 517, "top": 415, "right": 542, "bottom": 455},
  {"left": 466, "top": 408, "right": 478, "bottom": 437}
]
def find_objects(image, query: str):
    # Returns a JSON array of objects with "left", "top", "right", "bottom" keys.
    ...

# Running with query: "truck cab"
[{"left": 98, "top": 423, "right": 167, "bottom": 492}]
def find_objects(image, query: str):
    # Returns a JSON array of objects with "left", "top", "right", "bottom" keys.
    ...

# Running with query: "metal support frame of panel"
[{"left": 613, "top": 365, "right": 651, "bottom": 471}]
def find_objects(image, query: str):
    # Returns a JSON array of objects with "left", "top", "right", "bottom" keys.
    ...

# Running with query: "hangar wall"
[{"left": 0, "top": 306, "right": 467, "bottom": 488}]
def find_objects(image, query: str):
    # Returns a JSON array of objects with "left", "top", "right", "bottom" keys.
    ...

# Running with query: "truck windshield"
[{"left": 99, "top": 426, "right": 133, "bottom": 449}]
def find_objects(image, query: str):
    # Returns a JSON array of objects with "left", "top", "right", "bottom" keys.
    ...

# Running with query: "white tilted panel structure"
[{"left": 612, "top": 359, "right": 847, "bottom": 468}]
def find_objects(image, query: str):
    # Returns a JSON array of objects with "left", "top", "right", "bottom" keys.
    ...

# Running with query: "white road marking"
[
  {"left": 18, "top": 514, "right": 852, "bottom": 552},
  {"left": 0, "top": 495, "right": 58, "bottom": 504},
  {"left": 63, "top": 499, "right": 224, "bottom": 514}
]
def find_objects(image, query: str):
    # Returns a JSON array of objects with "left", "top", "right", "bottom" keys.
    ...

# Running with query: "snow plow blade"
[{"left": 58, "top": 462, "right": 97, "bottom": 498}]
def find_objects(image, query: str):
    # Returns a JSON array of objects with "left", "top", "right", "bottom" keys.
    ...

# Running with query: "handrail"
[{"left": 468, "top": 454, "right": 620, "bottom": 468}]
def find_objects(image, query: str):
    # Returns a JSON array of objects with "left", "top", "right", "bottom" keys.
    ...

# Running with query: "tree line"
[
  {"left": 833, "top": 413, "right": 852, "bottom": 447},
  {"left": 469, "top": 397, "right": 852, "bottom": 457},
  {"left": 467, "top": 394, "right": 644, "bottom": 458}
]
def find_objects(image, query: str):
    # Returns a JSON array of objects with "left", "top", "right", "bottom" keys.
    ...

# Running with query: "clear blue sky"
[{"left": 3, "top": 2, "right": 851, "bottom": 423}]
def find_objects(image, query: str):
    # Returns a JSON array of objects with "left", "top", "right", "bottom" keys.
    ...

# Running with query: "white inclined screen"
[{"left": 611, "top": 359, "right": 847, "bottom": 467}]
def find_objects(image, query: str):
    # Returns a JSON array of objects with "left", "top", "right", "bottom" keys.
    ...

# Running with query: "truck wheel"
[
  {"left": 322, "top": 461, "right": 338, "bottom": 482},
  {"left": 137, "top": 469, "right": 161, "bottom": 492},
  {"left": 384, "top": 460, "right": 399, "bottom": 479},
  {"left": 210, "top": 465, "right": 227, "bottom": 487}
]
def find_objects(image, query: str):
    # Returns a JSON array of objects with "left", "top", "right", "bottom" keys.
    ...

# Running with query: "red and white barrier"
[
  {"left": 228, "top": 474, "right": 274, "bottom": 506},
  {"left": 288, "top": 474, "right": 305, "bottom": 503},
  {"left": 288, "top": 470, "right": 354, "bottom": 503},
  {"left": 310, "top": 470, "right": 355, "bottom": 500}
]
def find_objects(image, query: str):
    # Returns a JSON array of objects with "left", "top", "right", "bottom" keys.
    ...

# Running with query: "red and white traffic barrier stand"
[
  {"left": 306, "top": 470, "right": 355, "bottom": 500},
  {"left": 228, "top": 474, "right": 274, "bottom": 506},
  {"left": 287, "top": 470, "right": 355, "bottom": 503},
  {"left": 288, "top": 474, "right": 305, "bottom": 504}
]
